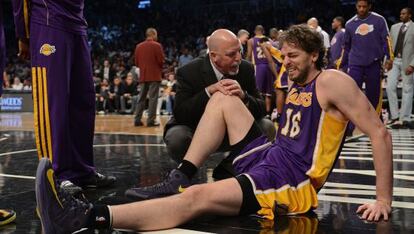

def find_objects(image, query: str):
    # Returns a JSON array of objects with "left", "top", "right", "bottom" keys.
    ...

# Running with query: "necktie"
[{"left": 401, "top": 24, "right": 407, "bottom": 33}]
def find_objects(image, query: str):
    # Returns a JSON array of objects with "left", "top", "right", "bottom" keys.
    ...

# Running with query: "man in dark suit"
[{"left": 125, "top": 29, "right": 276, "bottom": 200}]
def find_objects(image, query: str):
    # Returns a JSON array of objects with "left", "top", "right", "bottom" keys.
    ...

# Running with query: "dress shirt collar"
[{"left": 209, "top": 57, "right": 224, "bottom": 81}]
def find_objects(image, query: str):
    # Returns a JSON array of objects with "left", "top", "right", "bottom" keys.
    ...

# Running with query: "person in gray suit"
[{"left": 386, "top": 7, "right": 414, "bottom": 128}]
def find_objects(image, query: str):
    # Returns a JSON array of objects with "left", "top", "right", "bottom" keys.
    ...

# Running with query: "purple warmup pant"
[
  {"left": 30, "top": 22, "right": 95, "bottom": 183},
  {"left": 347, "top": 61, "right": 383, "bottom": 133},
  {"left": 255, "top": 64, "right": 274, "bottom": 96}
]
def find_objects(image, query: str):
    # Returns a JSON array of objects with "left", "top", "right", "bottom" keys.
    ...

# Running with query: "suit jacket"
[
  {"left": 135, "top": 38, "right": 165, "bottom": 82},
  {"left": 166, "top": 55, "right": 265, "bottom": 132},
  {"left": 390, "top": 21, "right": 414, "bottom": 70}
]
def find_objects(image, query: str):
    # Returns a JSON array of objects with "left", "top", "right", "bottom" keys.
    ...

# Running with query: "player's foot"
[
  {"left": 59, "top": 180, "right": 83, "bottom": 195},
  {"left": 80, "top": 172, "right": 117, "bottom": 189},
  {"left": 36, "top": 158, "right": 92, "bottom": 234},
  {"left": 0, "top": 209, "right": 16, "bottom": 226},
  {"left": 125, "top": 169, "right": 190, "bottom": 200}
]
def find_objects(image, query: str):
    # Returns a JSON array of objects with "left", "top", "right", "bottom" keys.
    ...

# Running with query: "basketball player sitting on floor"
[{"left": 34, "top": 25, "right": 393, "bottom": 233}]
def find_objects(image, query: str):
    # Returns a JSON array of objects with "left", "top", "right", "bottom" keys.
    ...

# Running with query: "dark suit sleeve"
[
  {"left": 241, "top": 62, "right": 266, "bottom": 119},
  {"left": 173, "top": 68, "right": 210, "bottom": 128}
]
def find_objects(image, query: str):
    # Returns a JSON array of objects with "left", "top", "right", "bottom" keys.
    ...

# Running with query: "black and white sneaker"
[{"left": 81, "top": 172, "right": 116, "bottom": 189}]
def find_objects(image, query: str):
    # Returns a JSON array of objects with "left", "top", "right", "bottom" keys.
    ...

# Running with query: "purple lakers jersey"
[
  {"left": 252, "top": 36, "right": 268, "bottom": 65},
  {"left": 275, "top": 75, "right": 348, "bottom": 189}
]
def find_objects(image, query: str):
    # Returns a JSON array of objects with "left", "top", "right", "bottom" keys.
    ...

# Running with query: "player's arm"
[
  {"left": 381, "top": 18, "right": 394, "bottom": 71},
  {"left": 246, "top": 38, "right": 253, "bottom": 62},
  {"left": 156, "top": 44, "right": 165, "bottom": 68},
  {"left": 338, "top": 27, "right": 350, "bottom": 71},
  {"left": 11, "top": 0, "right": 30, "bottom": 60},
  {"left": 317, "top": 70, "right": 393, "bottom": 221}
]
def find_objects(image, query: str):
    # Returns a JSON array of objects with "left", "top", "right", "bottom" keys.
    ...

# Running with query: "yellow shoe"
[{"left": 0, "top": 209, "right": 16, "bottom": 226}]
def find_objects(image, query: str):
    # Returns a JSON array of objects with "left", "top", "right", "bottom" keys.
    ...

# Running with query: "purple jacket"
[
  {"left": 12, "top": 0, "right": 88, "bottom": 39},
  {"left": 340, "top": 12, "right": 393, "bottom": 68}
]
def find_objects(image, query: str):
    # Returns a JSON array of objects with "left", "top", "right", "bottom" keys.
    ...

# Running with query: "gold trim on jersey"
[
  {"left": 246, "top": 175, "right": 318, "bottom": 220},
  {"left": 306, "top": 112, "right": 347, "bottom": 189}
]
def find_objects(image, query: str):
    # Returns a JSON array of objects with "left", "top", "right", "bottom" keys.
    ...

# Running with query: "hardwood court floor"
[{"left": 0, "top": 113, "right": 413, "bottom": 233}]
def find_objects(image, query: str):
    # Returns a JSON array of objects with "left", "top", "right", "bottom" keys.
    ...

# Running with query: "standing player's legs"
[
  {"left": 346, "top": 65, "right": 365, "bottom": 134},
  {"left": 30, "top": 23, "right": 95, "bottom": 183},
  {"left": 255, "top": 64, "right": 273, "bottom": 114},
  {"left": 67, "top": 33, "right": 97, "bottom": 184},
  {"left": 363, "top": 61, "right": 382, "bottom": 116},
  {"left": 385, "top": 59, "right": 402, "bottom": 121},
  {"left": 274, "top": 71, "right": 288, "bottom": 122}
]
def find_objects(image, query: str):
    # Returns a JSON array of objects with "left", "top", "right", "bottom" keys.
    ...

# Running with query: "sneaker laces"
[
  {"left": 56, "top": 182, "right": 91, "bottom": 216},
  {"left": 138, "top": 171, "right": 175, "bottom": 194},
  {"left": 141, "top": 180, "right": 173, "bottom": 194}
]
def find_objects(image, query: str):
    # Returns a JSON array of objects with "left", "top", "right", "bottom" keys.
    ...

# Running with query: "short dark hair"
[
  {"left": 279, "top": 24, "right": 325, "bottom": 70},
  {"left": 255, "top": 25, "right": 264, "bottom": 33},
  {"left": 334, "top": 16, "right": 345, "bottom": 27},
  {"left": 356, "top": 0, "right": 372, "bottom": 5},
  {"left": 404, "top": 7, "right": 412, "bottom": 16}
]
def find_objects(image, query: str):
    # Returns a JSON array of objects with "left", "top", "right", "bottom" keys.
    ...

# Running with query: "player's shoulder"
[
  {"left": 371, "top": 12, "right": 386, "bottom": 20},
  {"left": 345, "top": 15, "right": 358, "bottom": 26},
  {"left": 318, "top": 69, "right": 352, "bottom": 87}
]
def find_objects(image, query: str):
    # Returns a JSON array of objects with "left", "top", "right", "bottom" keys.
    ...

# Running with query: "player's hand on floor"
[{"left": 356, "top": 200, "right": 391, "bottom": 222}]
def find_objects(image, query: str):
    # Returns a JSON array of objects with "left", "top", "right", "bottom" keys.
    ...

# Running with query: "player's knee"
[{"left": 209, "top": 92, "right": 240, "bottom": 108}]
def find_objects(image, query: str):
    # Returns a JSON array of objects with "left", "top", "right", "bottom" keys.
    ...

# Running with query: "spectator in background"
[
  {"left": 165, "top": 73, "right": 177, "bottom": 115},
  {"left": 307, "top": 17, "right": 330, "bottom": 50},
  {"left": 237, "top": 29, "right": 250, "bottom": 58},
  {"left": 120, "top": 72, "right": 138, "bottom": 114},
  {"left": 178, "top": 46, "right": 194, "bottom": 67},
  {"left": 134, "top": 28, "right": 165, "bottom": 127},
  {"left": 101, "top": 59, "right": 116, "bottom": 83},
  {"left": 96, "top": 79, "right": 110, "bottom": 114},
  {"left": 11, "top": 77, "right": 23, "bottom": 90},
  {"left": 116, "top": 63, "right": 128, "bottom": 80},
  {"left": 108, "top": 76, "right": 122, "bottom": 113},
  {"left": 23, "top": 79, "right": 32, "bottom": 91},
  {"left": 329, "top": 16, "right": 346, "bottom": 69}
]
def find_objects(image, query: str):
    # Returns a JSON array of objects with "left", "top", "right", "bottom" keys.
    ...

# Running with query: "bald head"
[
  {"left": 307, "top": 17, "right": 319, "bottom": 29},
  {"left": 207, "top": 29, "right": 242, "bottom": 75},
  {"left": 207, "top": 29, "right": 239, "bottom": 52}
]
